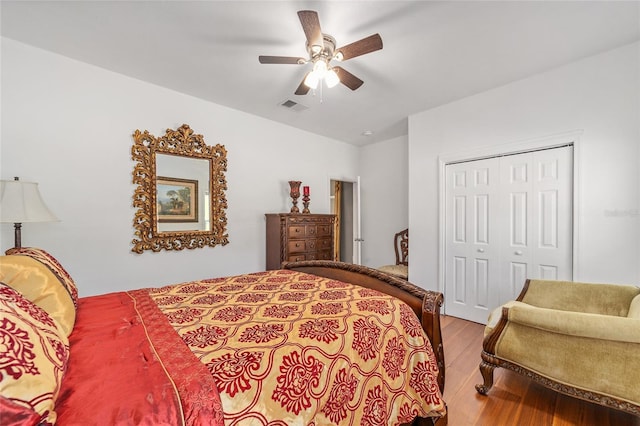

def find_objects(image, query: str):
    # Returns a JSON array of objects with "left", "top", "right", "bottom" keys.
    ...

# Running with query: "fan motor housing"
[{"left": 307, "top": 33, "right": 336, "bottom": 60}]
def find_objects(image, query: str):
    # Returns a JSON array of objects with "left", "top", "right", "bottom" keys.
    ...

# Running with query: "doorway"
[
  {"left": 444, "top": 145, "right": 574, "bottom": 323},
  {"left": 330, "top": 178, "right": 362, "bottom": 264}
]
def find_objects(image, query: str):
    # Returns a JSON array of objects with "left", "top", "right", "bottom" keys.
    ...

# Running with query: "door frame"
[
  {"left": 437, "top": 130, "right": 582, "bottom": 302},
  {"left": 329, "top": 175, "right": 362, "bottom": 264}
]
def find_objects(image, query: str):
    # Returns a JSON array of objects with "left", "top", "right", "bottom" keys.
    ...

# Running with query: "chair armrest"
[
  {"left": 505, "top": 301, "right": 640, "bottom": 344},
  {"left": 518, "top": 279, "right": 640, "bottom": 317}
]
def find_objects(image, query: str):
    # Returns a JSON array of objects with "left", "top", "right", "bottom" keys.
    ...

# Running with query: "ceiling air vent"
[{"left": 279, "top": 99, "right": 308, "bottom": 112}]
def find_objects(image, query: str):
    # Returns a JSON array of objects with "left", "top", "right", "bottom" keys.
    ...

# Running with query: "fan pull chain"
[{"left": 310, "top": 84, "right": 324, "bottom": 103}]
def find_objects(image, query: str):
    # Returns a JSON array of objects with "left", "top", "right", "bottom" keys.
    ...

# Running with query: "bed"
[{"left": 0, "top": 248, "right": 447, "bottom": 426}]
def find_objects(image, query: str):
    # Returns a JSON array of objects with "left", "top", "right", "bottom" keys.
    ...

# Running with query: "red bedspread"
[
  {"left": 55, "top": 291, "right": 224, "bottom": 425},
  {"left": 55, "top": 269, "right": 445, "bottom": 425}
]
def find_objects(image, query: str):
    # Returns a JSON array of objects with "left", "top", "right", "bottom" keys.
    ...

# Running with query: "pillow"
[
  {"left": 628, "top": 294, "right": 640, "bottom": 319},
  {"left": 0, "top": 255, "right": 76, "bottom": 336},
  {"left": 0, "top": 282, "right": 69, "bottom": 425},
  {"left": 4, "top": 247, "right": 78, "bottom": 309}
]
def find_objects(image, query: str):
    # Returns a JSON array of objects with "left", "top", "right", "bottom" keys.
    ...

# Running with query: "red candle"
[{"left": 303, "top": 186, "right": 310, "bottom": 196}]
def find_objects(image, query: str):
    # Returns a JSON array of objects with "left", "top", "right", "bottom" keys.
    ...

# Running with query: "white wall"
[
  {"left": 359, "top": 135, "right": 408, "bottom": 268},
  {"left": 408, "top": 41, "right": 640, "bottom": 293},
  {"left": 0, "top": 38, "right": 360, "bottom": 296}
]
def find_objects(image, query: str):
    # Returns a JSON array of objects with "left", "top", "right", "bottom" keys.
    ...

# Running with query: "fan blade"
[
  {"left": 334, "top": 66, "right": 364, "bottom": 91},
  {"left": 298, "top": 10, "right": 323, "bottom": 51},
  {"left": 295, "top": 73, "right": 311, "bottom": 95},
  {"left": 259, "top": 56, "right": 305, "bottom": 64},
  {"left": 336, "top": 34, "right": 383, "bottom": 61}
]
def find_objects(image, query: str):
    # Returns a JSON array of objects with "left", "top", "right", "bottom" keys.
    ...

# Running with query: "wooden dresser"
[{"left": 265, "top": 213, "right": 336, "bottom": 270}]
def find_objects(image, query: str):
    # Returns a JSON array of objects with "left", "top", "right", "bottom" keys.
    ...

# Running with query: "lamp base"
[{"left": 13, "top": 222, "right": 22, "bottom": 248}]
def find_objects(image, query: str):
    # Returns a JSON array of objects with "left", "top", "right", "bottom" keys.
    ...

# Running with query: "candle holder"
[
  {"left": 302, "top": 194, "right": 311, "bottom": 214},
  {"left": 288, "top": 180, "right": 301, "bottom": 213}
]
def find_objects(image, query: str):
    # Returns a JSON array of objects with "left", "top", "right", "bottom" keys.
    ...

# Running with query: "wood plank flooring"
[{"left": 440, "top": 315, "right": 639, "bottom": 426}]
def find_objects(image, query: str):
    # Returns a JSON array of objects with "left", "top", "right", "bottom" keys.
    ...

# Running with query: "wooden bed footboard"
[{"left": 283, "top": 260, "right": 445, "bottom": 394}]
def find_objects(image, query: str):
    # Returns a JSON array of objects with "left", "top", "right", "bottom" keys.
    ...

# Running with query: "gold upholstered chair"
[
  {"left": 476, "top": 278, "right": 640, "bottom": 416},
  {"left": 377, "top": 228, "right": 408, "bottom": 279}
]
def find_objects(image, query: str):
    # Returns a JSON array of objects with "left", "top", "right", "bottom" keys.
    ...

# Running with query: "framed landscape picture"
[{"left": 156, "top": 176, "right": 198, "bottom": 222}]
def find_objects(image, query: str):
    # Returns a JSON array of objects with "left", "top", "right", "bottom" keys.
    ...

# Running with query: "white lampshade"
[{"left": 0, "top": 179, "right": 59, "bottom": 223}]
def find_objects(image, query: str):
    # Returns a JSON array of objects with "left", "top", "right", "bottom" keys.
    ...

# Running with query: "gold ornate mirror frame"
[{"left": 131, "top": 124, "right": 229, "bottom": 253}]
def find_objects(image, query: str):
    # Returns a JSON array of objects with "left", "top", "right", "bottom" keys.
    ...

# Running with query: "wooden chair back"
[{"left": 395, "top": 229, "right": 409, "bottom": 266}]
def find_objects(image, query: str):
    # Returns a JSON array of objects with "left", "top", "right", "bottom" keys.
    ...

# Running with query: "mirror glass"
[{"left": 156, "top": 154, "right": 210, "bottom": 233}]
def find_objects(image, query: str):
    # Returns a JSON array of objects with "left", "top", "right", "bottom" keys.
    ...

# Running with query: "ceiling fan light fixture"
[
  {"left": 312, "top": 58, "right": 328, "bottom": 79},
  {"left": 258, "top": 11, "right": 383, "bottom": 95},
  {"left": 304, "top": 71, "right": 320, "bottom": 89},
  {"left": 325, "top": 68, "right": 340, "bottom": 88}
]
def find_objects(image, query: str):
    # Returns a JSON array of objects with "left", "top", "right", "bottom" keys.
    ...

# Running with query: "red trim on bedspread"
[
  {"left": 128, "top": 289, "right": 224, "bottom": 426},
  {"left": 55, "top": 291, "right": 224, "bottom": 425}
]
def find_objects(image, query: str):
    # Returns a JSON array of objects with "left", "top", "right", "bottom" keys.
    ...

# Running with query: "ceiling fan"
[{"left": 258, "top": 10, "right": 383, "bottom": 95}]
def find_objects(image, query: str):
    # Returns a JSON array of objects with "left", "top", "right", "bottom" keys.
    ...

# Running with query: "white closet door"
[
  {"left": 445, "top": 146, "right": 573, "bottom": 323},
  {"left": 445, "top": 158, "right": 501, "bottom": 323},
  {"left": 500, "top": 152, "right": 534, "bottom": 304},
  {"left": 499, "top": 147, "right": 573, "bottom": 303}
]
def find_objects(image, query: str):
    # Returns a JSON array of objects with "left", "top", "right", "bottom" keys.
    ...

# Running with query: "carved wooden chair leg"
[{"left": 475, "top": 360, "right": 496, "bottom": 395}]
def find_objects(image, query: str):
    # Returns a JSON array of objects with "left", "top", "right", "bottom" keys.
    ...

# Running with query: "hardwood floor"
[{"left": 440, "top": 315, "right": 639, "bottom": 426}]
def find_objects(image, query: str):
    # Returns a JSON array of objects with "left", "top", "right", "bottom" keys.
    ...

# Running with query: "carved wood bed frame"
[{"left": 283, "top": 260, "right": 448, "bottom": 426}]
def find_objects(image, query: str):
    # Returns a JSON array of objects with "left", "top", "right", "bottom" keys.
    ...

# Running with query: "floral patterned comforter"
[{"left": 143, "top": 269, "right": 446, "bottom": 426}]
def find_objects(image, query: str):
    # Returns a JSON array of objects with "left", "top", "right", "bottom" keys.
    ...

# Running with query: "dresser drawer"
[
  {"left": 303, "top": 251, "right": 333, "bottom": 261},
  {"left": 304, "top": 223, "right": 333, "bottom": 237},
  {"left": 288, "top": 239, "right": 329, "bottom": 253},
  {"left": 317, "top": 250, "right": 333, "bottom": 260},
  {"left": 316, "top": 224, "right": 332, "bottom": 236},
  {"left": 287, "top": 254, "right": 306, "bottom": 262},
  {"left": 288, "top": 226, "right": 305, "bottom": 238},
  {"left": 316, "top": 238, "right": 332, "bottom": 250},
  {"left": 287, "top": 239, "right": 307, "bottom": 253}
]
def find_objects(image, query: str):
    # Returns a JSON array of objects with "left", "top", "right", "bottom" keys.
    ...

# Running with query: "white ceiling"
[{"left": 2, "top": 1, "right": 639, "bottom": 146}]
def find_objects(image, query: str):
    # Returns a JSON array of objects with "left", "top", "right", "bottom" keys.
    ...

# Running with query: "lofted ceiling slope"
[{"left": 1, "top": 1, "right": 639, "bottom": 146}]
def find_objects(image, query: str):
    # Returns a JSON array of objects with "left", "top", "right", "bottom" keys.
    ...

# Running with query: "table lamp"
[{"left": 0, "top": 177, "right": 59, "bottom": 248}]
